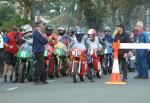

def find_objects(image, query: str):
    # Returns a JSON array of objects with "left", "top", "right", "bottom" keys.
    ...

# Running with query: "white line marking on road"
[
  {"left": 6, "top": 87, "right": 19, "bottom": 91},
  {"left": 47, "top": 80, "right": 55, "bottom": 83}
]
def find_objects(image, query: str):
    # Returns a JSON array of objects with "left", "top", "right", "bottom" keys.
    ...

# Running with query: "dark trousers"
[
  {"left": 34, "top": 52, "right": 47, "bottom": 82},
  {"left": 119, "top": 56, "right": 127, "bottom": 79},
  {"left": 136, "top": 49, "right": 149, "bottom": 77},
  {"left": 0, "top": 49, "right": 4, "bottom": 75}
]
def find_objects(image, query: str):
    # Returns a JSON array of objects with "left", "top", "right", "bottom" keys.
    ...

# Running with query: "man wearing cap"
[
  {"left": 32, "top": 20, "right": 48, "bottom": 84},
  {"left": 134, "top": 21, "right": 150, "bottom": 79},
  {"left": 3, "top": 26, "right": 22, "bottom": 82}
]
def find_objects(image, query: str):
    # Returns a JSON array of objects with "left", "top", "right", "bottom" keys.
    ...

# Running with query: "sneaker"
[
  {"left": 4, "top": 75, "right": 7, "bottom": 83},
  {"left": 13, "top": 74, "right": 19, "bottom": 83},
  {"left": 140, "top": 75, "right": 149, "bottom": 79},
  {"left": 9, "top": 75, "right": 13, "bottom": 82},
  {"left": 13, "top": 79, "right": 18, "bottom": 83},
  {"left": 134, "top": 75, "right": 141, "bottom": 79},
  {"left": 90, "top": 79, "right": 96, "bottom": 82},
  {"left": 122, "top": 78, "right": 127, "bottom": 82},
  {"left": 33, "top": 81, "right": 43, "bottom": 85},
  {"left": 42, "top": 81, "right": 49, "bottom": 84}
]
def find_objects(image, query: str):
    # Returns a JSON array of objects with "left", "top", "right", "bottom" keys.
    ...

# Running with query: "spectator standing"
[
  {"left": 32, "top": 20, "right": 48, "bottom": 84},
  {"left": 134, "top": 21, "right": 150, "bottom": 79}
]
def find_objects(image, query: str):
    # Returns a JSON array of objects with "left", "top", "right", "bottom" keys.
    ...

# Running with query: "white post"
[
  {"left": 0, "top": 34, "right": 4, "bottom": 48},
  {"left": 120, "top": 43, "right": 150, "bottom": 49}
]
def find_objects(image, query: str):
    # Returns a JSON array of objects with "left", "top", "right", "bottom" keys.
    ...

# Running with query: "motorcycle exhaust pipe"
[
  {"left": 98, "top": 61, "right": 100, "bottom": 70},
  {"left": 71, "top": 60, "right": 74, "bottom": 73},
  {"left": 78, "top": 60, "right": 81, "bottom": 74}
]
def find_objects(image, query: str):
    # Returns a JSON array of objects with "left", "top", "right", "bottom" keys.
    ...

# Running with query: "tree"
[
  {"left": 2, "top": 0, "right": 150, "bottom": 31},
  {"left": 0, "top": 3, "right": 16, "bottom": 26},
  {"left": 8, "top": 0, "right": 35, "bottom": 21}
]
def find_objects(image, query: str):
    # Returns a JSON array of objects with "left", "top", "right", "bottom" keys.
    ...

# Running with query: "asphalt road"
[{"left": 0, "top": 72, "right": 150, "bottom": 103}]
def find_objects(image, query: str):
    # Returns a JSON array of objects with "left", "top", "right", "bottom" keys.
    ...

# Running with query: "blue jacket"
[
  {"left": 32, "top": 29, "right": 48, "bottom": 53},
  {"left": 104, "top": 35, "right": 114, "bottom": 53},
  {"left": 136, "top": 31, "right": 150, "bottom": 43}
]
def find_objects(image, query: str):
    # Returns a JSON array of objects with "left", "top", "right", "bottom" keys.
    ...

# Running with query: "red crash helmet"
[{"left": 88, "top": 29, "right": 97, "bottom": 37}]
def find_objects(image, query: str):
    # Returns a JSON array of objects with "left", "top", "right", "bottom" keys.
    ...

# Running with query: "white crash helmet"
[
  {"left": 21, "top": 24, "right": 32, "bottom": 34},
  {"left": 58, "top": 26, "right": 66, "bottom": 31},
  {"left": 104, "top": 26, "right": 111, "bottom": 32}
]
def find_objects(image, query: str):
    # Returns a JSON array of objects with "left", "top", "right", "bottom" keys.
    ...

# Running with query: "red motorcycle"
[
  {"left": 90, "top": 48, "right": 103, "bottom": 78},
  {"left": 44, "top": 45, "right": 55, "bottom": 79},
  {"left": 70, "top": 48, "right": 87, "bottom": 83}
]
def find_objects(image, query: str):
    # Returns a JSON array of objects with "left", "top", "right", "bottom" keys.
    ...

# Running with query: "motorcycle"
[
  {"left": 44, "top": 45, "right": 55, "bottom": 79},
  {"left": 90, "top": 48, "right": 103, "bottom": 78},
  {"left": 70, "top": 48, "right": 87, "bottom": 83},
  {"left": 16, "top": 43, "right": 34, "bottom": 83},
  {"left": 54, "top": 42, "right": 69, "bottom": 77},
  {"left": 102, "top": 47, "right": 113, "bottom": 74}
]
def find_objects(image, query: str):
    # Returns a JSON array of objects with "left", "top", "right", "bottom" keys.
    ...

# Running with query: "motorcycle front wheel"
[
  {"left": 73, "top": 63, "right": 79, "bottom": 83},
  {"left": 18, "top": 63, "right": 26, "bottom": 83}
]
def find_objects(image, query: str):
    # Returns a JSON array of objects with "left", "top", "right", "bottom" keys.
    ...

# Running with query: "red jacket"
[
  {"left": 47, "top": 33, "right": 58, "bottom": 47},
  {"left": 5, "top": 32, "right": 22, "bottom": 54}
]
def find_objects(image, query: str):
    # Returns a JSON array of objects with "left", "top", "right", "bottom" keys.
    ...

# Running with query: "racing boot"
[
  {"left": 9, "top": 75, "right": 13, "bottom": 82},
  {"left": 4, "top": 75, "right": 7, "bottom": 82},
  {"left": 87, "top": 63, "right": 95, "bottom": 82},
  {"left": 14, "top": 73, "right": 19, "bottom": 83}
]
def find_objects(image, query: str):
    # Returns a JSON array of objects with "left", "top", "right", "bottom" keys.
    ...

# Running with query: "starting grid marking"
[
  {"left": 47, "top": 80, "right": 55, "bottom": 83},
  {"left": 4, "top": 80, "right": 55, "bottom": 91},
  {"left": 6, "top": 87, "right": 19, "bottom": 91}
]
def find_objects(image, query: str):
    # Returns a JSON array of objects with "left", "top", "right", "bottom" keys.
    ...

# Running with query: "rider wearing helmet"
[
  {"left": 104, "top": 27, "right": 111, "bottom": 34},
  {"left": 103, "top": 27, "right": 113, "bottom": 41},
  {"left": 103, "top": 26, "right": 114, "bottom": 51},
  {"left": 88, "top": 29, "right": 96, "bottom": 41},
  {"left": 103, "top": 26, "right": 114, "bottom": 74},
  {"left": 71, "top": 28, "right": 86, "bottom": 50},
  {"left": 22, "top": 24, "right": 32, "bottom": 34},
  {"left": 45, "top": 24, "right": 58, "bottom": 47},
  {"left": 86, "top": 29, "right": 103, "bottom": 52},
  {"left": 86, "top": 29, "right": 103, "bottom": 82},
  {"left": 67, "top": 27, "right": 75, "bottom": 38},
  {"left": 58, "top": 26, "right": 66, "bottom": 41},
  {"left": 21, "top": 24, "right": 33, "bottom": 45},
  {"left": 67, "top": 27, "right": 75, "bottom": 43},
  {"left": 57, "top": 26, "right": 70, "bottom": 47},
  {"left": 45, "top": 24, "right": 53, "bottom": 36},
  {"left": 59, "top": 27, "right": 75, "bottom": 48}
]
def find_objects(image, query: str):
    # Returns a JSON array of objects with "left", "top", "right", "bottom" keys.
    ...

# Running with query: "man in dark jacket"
[
  {"left": 114, "top": 25, "right": 130, "bottom": 82},
  {"left": 32, "top": 20, "right": 48, "bottom": 84}
]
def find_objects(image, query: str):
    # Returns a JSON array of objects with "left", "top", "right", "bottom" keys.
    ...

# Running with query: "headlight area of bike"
[{"left": 71, "top": 49, "right": 86, "bottom": 61}]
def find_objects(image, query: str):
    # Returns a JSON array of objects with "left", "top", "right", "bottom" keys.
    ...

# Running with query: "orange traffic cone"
[{"left": 106, "top": 40, "right": 126, "bottom": 85}]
